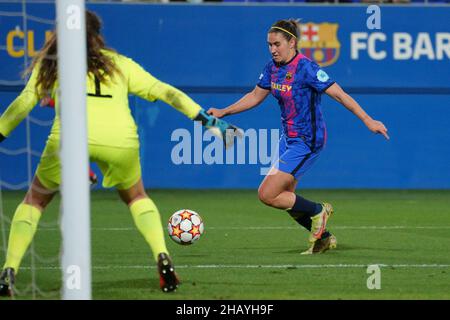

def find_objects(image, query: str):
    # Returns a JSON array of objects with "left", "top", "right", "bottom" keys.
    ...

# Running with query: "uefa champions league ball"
[{"left": 168, "top": 209, "right": 204, "bottom": 245}]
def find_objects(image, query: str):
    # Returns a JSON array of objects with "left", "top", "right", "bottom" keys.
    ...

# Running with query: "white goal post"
[{"left": 56, "top": 0, "right": 91, "bottom": 300}]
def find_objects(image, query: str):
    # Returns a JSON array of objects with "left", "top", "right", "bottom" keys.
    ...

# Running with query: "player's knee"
[
  {"left": 23, "top": 193, "right": 51, "bottom": 211},
  {"left": 23, "top": 184, "right": 55, "bottom": 210},
  {"left": 258, "top": 187, "right": 275, "bottom": 207},
  {"left": 127, "top": 195, "right": 148, "bottom": 207},
  {"left": 117, "top": 180, "right": 148, "bottom": 206},
  {"left": 119, "top": 191, "right": 148, "bottom": 206}
]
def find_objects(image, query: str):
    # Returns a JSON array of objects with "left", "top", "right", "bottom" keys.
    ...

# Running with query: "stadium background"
[
  {"left": 0, "top": 1, "right": 449, "bottom": 301},
  {"left": 1, "top": 2, "right": 449, "bottom": 190}
]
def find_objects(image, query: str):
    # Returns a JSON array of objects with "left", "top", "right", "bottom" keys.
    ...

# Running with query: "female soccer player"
[
  {"left": 0, "top": 10, "right": 238, "bottom": 296},
  {"left": 208, "top": 19, "right": 389, "bottom": 255}
]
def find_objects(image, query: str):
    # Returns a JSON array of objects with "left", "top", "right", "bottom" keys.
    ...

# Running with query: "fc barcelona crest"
[
  {"left": 298, "top": 22, "right": 340, "bottom": 67},
  {"left": 285, "top": 72, "right": 293, "bottom": 81}
]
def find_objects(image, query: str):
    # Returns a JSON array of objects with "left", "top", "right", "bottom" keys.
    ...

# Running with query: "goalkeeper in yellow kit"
[{"left": 0, "top": 10, "right": 238, "bottom": 296}]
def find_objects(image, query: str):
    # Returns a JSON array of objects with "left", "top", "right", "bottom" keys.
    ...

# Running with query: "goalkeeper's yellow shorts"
[{"left": 36, "top": 139, "right": 141, "bottom": 191}]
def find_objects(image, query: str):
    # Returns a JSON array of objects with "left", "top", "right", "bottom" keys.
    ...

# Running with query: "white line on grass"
[
  {"left": 20, "top": 264, "right": 450, "bottom": 270},
  {"left": 36, "top": 226, "right": 450, "bottom": 231},
  {"left": 210, "top": 226, "right": 450, "bottom": 230}
]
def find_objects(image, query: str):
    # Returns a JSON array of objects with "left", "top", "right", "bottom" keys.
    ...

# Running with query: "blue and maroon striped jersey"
[{"left": 257, "top": 52, "right": 335, "bottom": 151}]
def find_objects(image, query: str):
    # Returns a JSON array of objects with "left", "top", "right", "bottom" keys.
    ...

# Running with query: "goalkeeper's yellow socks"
[
  {"left": 3, "top": 203, "right": 42, "bottom": 273},
  {"left": 130, "top": 197, "right": 169, "bottom": 262}
]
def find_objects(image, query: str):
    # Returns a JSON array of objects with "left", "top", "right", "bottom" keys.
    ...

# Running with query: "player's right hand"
[{"left": 207, "top": 108, "right": 226, "bottom": 118}]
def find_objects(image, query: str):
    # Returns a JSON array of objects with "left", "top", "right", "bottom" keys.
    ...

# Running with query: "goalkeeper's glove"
[
  {"left": 194, "top": 109, "right": 242, "bottom": 148},
  {"left": 40, "top": 96, "right": 55, "bottom": 109},
  {"left": 89, "top": 167, "right": 98, "bottom": 189}
]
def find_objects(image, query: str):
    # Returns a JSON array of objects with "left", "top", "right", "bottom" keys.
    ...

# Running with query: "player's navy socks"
[
  {"left": 287, "top": 210, "right": 331, "bottom": 238},
  {"left": 291, "top": 213, "right": 311, "bottom": 231},
  {"left": 291, "top": 194, "right": 322, "bottom": 217}
]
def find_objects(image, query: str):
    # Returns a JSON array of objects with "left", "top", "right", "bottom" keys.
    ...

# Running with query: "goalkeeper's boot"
[
  {"left": 157, "top": 253, "right": 179, "bottom": 293},
  {"left": 0, "top": 268, "right": 15, "bottom": 297}
]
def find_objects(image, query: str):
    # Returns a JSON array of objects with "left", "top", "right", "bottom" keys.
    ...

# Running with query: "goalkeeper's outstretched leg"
[
  {"left": 117, "top": 179, "right": 180, "bottom": 292},
  {"left": 0, "top": 176, "right": 56, "bottom": 297}
]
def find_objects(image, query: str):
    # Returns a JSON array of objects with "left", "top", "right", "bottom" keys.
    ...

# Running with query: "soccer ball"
[{"left": 168, "top": 209, "right": 204, "bottom": 245}]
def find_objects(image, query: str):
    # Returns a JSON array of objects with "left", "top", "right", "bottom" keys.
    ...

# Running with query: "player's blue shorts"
[{"left": 274, "top": 135, "right": 322, "bottom": 180}]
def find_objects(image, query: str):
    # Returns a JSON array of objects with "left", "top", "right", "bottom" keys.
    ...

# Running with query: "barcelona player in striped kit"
[{"left": 208, "top": 19, "right": 389, "bottom": 254}]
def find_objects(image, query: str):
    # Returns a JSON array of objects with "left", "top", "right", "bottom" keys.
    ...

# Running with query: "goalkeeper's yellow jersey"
[{"left": 0, "top": 50, "right": 201, "bottom": 149}]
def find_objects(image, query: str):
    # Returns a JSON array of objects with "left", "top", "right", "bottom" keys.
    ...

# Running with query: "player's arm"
[
  {"left": 125, "top": 57, "right": 241, "bottom": 147},
  {"left": 207, "top": 86, "right": 270, "bottom": 118},
  {"left": 149, "top": 81, "right": 242, "bottom": 148},
  {"left": 0, "top": 68, "right": 40, "bottom": 142},
  {"left": 124, "top": 56, "right": 200, "bottom": 118},
  {"left": 325, "top": 82, "right": 389, "bottom": 140},
  {"left": 147, "top": 80, "right": 202, "bottom": 119}
]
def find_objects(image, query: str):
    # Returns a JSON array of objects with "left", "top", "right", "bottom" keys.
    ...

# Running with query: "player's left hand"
[{"left": 366, "top": 119, "right": 389, "bottom": 140}]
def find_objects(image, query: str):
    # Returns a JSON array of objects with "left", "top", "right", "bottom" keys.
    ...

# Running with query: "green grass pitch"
[{"left": 1, "top": 189, "right": 449, "bottom": 300}]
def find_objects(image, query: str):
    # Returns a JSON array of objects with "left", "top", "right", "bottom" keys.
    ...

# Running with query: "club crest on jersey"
[
  {"left": 298, "top": 22, "right": 341, "bottom": 67},
  {"left": 285, "top": 72, "right": 293, "bottom": 81}
]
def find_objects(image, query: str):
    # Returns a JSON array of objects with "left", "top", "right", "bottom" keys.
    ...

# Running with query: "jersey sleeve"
[
  {"left": 123, "top": 56, "right": 201, "bottom": 119},
  {"left": 123, "top": 56, "right": 160, "bottom": 102},
  {"left": 256, "top": 62, "right": 271, "bottom": 90},
  {"left": 304, "top": 61, "right": 335, "bottom": 93},
  {"left": 149, "top": 81, "right": 202, "bottom": 119},
  {"left": 0, "top": 67, "right": 40, "bottom": 137}
]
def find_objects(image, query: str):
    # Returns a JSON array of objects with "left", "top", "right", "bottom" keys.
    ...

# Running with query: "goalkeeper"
[{"left": 0, "top": 10, "right": 239, "bottom": 296}]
